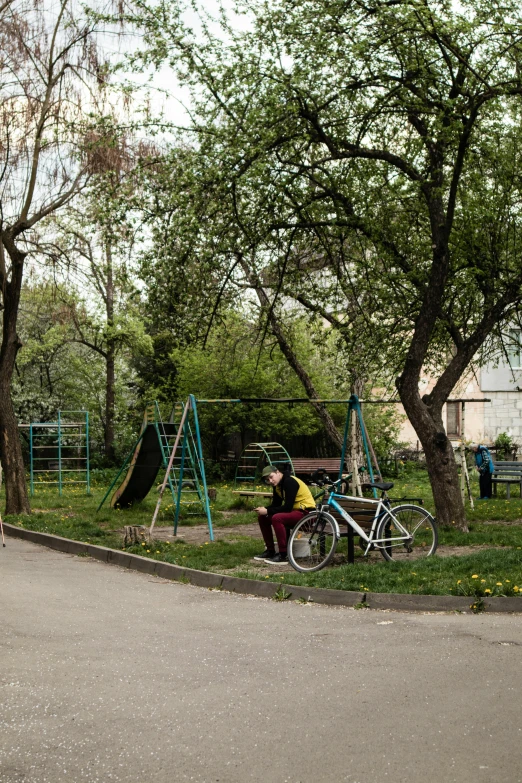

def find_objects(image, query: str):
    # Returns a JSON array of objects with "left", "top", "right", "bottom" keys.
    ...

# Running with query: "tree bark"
[
  {"left": 0, "top": 242, "right": 31, "bottom": 514},
  {"left": 397, "top": 381, "right": 467, "bottom": 530}
]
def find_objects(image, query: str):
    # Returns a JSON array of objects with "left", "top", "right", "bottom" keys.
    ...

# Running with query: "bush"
[{"left": 494, "top": 432, "right": 518, "bottom": 460}]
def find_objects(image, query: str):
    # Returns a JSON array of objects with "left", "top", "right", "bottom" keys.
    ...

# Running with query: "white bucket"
[{"left": 292, "top": 538, "right": 310, "bottom": 558}]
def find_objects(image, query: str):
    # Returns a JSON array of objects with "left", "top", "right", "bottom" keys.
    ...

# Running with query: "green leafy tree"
[
  {"left": 172, "top": 313, "right": 344, "bottom": 456},
  {"left": 127, "top": 0, "right": 522, "bottom": 529},
  {"left": 0, "top": 0, "right": 114, "bottom": 512},
  {"left": 15, "top": 282, "right": 148, "bottom": 463}
]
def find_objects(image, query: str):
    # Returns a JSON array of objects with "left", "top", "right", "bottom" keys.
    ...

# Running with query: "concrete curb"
[{"left": 4, "top": 522, "right": 522, "bottom": 613}]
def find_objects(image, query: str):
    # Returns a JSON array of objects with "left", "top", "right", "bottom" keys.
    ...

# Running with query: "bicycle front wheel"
[
  {"left": 288, "top": 511, "right": 338, "bottom": 572},
  {"left": 376, "top": 505, "right": 438, "bottom": 562}
]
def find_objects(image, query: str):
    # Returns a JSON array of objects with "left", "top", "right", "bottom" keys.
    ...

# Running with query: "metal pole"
[
  {"left": 461, "top": 402, "right": 474, "bottom": 509},
  {"left": 58, "top": 411, "right": 62, "bottom": 496},
  {"left": 30, "top": 424, "right": 34, "bottom": 497},
  {"left": 354, "top": 396, "right": 377, "bottom": 497},
  {"left": 460, "top": 403, "right": 466, "bottom": 503},
  {"left": 350, "top": 408, "right": 362, "bottom": 496},
  {"left": 150, "top": 401, "right": 191, "bottom": 538},
  {"left": 173, "top": 423, "right": 187, "bottom": 536},
  {"left": 339, "top": 402, "right": 351, "bottom": 484},
  {"left": 189, "top": 394, "right": 214, "bottom": 541},
  {"left": 85, "top": 411, "right": 91, "bottom": 496}
]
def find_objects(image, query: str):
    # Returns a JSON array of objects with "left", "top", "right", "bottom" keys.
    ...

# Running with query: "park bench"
[
  {"left": 492, "top": 461, "right": 522, "bottom": 499},
  {"left": 322, "top": 493, "right": 377, "bottom": 564},
  {"left": 290, "top": 458, "right": 347, "bottom": 481},
  {"left": 232, "top": 489, "right": 273, "bottom": 499},
  {"left": 232, "top": 458, "right": 347, "bottom": 498}
]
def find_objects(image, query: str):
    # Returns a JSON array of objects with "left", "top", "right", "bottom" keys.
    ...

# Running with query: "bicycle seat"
[{"left": 362, "top": 481, "right": 394, "bottom": 492}]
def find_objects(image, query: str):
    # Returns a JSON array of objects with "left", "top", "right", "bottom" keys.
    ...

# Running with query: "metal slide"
[{"left": 110, "top": 422, "right": 177, "bottom": 508}]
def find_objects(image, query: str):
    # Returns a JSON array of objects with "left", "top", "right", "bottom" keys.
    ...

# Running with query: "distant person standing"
[{"left": 471, "top": 443, "right": 494, "bottom": 500}]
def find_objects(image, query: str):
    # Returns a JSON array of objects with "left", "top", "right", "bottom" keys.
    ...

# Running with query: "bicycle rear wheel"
[
  {"left": 288, "top": 511, "right": 338, "bottom": 572},
  {"left": 376, "top": 504, "right": 438, "bottom": 562}
]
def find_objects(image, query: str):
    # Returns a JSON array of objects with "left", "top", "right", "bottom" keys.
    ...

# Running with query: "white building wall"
[
  {"left": 393, "top": 345, "right": 522, "bottom": 448},
  {"left": 482, "top": 393, "right": 522, "bottom": 443},
  {"left": 481, "top": 358, "right": 522, "bottom": 444},
  {"left": 396, "top": 370, "right": 488, "bottom": 446}
]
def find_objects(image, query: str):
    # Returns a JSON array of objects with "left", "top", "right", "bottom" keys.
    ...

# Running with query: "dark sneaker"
[
  {"left": 264, "top": 552, "right": 288, "bottom": 565},
  {"left": 253, "top": 549, "right": 276, "bottom": 561}
]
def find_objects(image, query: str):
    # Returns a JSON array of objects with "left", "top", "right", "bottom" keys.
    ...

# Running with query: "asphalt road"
[{"left": 1, "top": 538, "right": 521, "bottom": 783}]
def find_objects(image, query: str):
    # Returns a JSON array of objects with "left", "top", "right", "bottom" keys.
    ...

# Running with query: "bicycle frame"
[{"left": 319, "top": 492, "right": 412, "bottom": 556}]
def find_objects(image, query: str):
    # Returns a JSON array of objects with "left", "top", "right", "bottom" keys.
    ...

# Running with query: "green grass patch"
[
  {"left": 125, "top": 536, "right": 261, "bottom": 571},
  {"left": 5, "top": 469, "right": 522, "bottom": 597},
  {"left": 234, "top": 547, "right": 522, "bottom": 597}
]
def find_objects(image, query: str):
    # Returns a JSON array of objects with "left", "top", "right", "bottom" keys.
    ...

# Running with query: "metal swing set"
[{"left": 145, "top": 393, "right": 381, "bottom": 541}]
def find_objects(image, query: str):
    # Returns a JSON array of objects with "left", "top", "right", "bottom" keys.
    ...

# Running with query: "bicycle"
[{"left": 287, "top": 479, "right": 438, "bottom": 573}]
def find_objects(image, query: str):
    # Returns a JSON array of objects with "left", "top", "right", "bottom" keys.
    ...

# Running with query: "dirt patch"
[
  {"left": 435, "top": 544, "right": 503, "bottom": 557},
  {"left": 122, "top": 522, "right": 260, "bottom": 545},
  {"left": 481, "top": 518, "right": 522, "bottom": 526}
]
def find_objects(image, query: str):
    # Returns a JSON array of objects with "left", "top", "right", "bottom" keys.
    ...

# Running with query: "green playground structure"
[
  {"left": 98, "top": 394, "right": 381, "bottom": 543},
  {"left": 26, "top": 410, "right": 90, "bottom": 496},
  {"left": 97, "top": 398, "right": 213, "bottom": 539}
]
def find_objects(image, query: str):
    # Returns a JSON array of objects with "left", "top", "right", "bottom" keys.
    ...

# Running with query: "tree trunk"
[
  {"left": 0, "top": 389, "right": 31, "bottom": 514},
  {"left": 105, "top": 349, "right": 116, "bottom": 462},
  {"left": 240, "top": 257, "right": 343, "bottom": 451},
  {"left": 266, "top": 319, "right": 343, "bottom": 450},
  {"left": 0, "top": 246, "right": 31, "bottom": 515},
  {"left": 397, "top": 382, "right": 467, "bottom": 531},
  {"left": 104, "top": 242, "right": 116, "bottom": 463}
]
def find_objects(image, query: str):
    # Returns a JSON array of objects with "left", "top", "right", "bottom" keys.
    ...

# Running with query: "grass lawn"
[{"left": 6, "top": 467, "right": 522, "bottom": 598}]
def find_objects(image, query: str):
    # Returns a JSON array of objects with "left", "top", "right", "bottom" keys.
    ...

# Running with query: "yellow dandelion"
[
  {"left": 514, "top": 586, "right": 519, "bottom": 592},
  {"left": 496, "top": 582, "right": 503, "bottom": 586},
  {"left": 457, "top": 580, "right": 462, "bottom": 584},
  {"left": 505, "top": 579, "right": 510, "bottom": 582},
  {"left": 141, "top": 542, "right": 145, "bottom": 546},
  {"left": 146, "top": 549, "right": 150, "bottom": 553},
  {"left": 471, "top": 574, "right": 478, "bottom": 579},
  {"left": 484, "top": 589, "right": 492, "bottom": 593}
]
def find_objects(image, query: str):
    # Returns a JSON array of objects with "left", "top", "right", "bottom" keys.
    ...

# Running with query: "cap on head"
[{"left": 261, "top": 464, "right": 278, "bottom": 477}]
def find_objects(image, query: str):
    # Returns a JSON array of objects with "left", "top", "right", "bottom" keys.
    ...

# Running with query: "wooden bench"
[
  {"left": 232, "top": 490, "right": 273, "bottom": 499},
  {"left": 326, "top": 496, "right": 377, "bottom": 534},
  {"left": 323, "top": 495, "right": 379, "bottom": 564},
  {"left": 290, "top": 458, "right": 347, "bottom": 481},
  {"left": 492, "top": 462, "right": 522, "bottom": 498}
]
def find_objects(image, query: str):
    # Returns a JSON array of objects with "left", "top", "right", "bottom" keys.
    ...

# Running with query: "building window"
[
  {"left": 507, "top": 329, "right": 522, "bottom": 369},
  {"left": 446, "top": 401, "right": 461, "bottom": 438}
]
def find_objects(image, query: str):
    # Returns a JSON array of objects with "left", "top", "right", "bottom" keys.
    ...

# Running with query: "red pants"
[{"left": 257, "top": 510, "right": 306, "bottom": 554}]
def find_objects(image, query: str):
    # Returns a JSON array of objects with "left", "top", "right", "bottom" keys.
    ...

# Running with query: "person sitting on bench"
[
  {"left": 253, "top": 464, "right": 316, "bottom": 565},
  {"left": 470, "top": 443, "right": 494, "bottom": 500}
]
